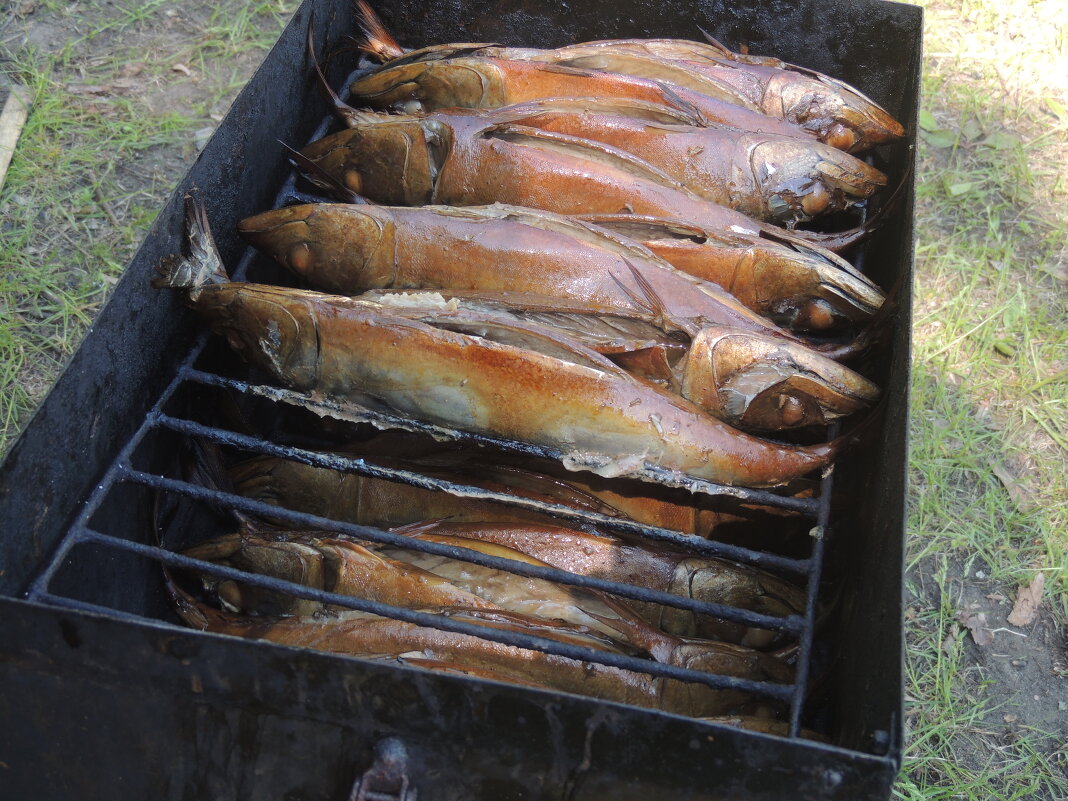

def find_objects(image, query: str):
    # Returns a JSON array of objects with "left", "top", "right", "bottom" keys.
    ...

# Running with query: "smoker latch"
[{"left": 348, "top": 737, "right": 418, "bottom": 801}]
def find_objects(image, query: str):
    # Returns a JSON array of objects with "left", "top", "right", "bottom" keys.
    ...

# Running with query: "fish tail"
[
  {"left": 153, "top": 195, "right": 229, "bottom": 291},
  {"left": 355, "top": 1, "right": 404, "bottom": 61}
]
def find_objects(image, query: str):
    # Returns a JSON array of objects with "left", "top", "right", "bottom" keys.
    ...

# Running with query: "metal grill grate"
[{"left": 24, "top": 311, "right": 835, "bottom": 735}]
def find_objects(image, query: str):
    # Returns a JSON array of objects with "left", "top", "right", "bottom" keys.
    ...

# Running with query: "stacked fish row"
[{"left": 157, "top": 5, "right": 903, "bottom": 726}]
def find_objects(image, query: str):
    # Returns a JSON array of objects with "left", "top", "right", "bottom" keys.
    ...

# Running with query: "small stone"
[{"left": 193, "top": 126, "right": 215, "bottom": 151}]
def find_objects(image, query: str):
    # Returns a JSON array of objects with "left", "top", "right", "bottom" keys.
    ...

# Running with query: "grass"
[
  {"left": 0, "top": 1, "right": 297, "bottom": 452},
  {"left": 898, "top": 0, "right": 1068, "bottom": 797}
]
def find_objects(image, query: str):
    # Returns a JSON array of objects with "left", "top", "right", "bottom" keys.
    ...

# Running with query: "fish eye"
[
  {"left": 288, "top": 242, "right": 314, "bottom": 272},
  {"left": 344, "top": 169, "right": 363, "bottom": 193}
]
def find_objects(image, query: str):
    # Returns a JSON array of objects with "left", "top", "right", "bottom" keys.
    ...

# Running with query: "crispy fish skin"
[{"left": 408, "top": 523, "right": 806, "bottom": 647}]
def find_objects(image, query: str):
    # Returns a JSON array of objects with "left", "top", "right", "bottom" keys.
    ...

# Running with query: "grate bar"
[
  {"left": 155, "top": 410, "right": 814, "bottom": 575},
  {"left": 119, "top": 466, "right": 807, "bottom": 635},
  {"left": 68, "top": 525, "right": 797, "bottom": 702}
]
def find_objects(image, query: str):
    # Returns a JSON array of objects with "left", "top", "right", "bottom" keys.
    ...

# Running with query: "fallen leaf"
[
  {"left": 918, "top": 108, "right": 938, "bottom": 131},
  {"left": 955, "top": 609, "right": 993, "bottom": 646},
  {"left": 922, "top": 129, "right": 957, "bottom": 149},
  {"left": 960, "top": 118, "right": 983, "bottom": 141},
  {"left": 991, "top": 462, "right": 1038, "bottom": 512},
  {"left": 942, "top": 623, "right": 961, "bottom": 656},
  {"left": 1007, "top": 573, "right": 1046, "bottom": 627},
  {"left": 1003, "top": 714, "right": 1017, "bottom": 723},
  {"left": 985, "top": 593, "right": 1007, "bottom": 602},
  {"left": 172, "top": 63, "right": 193, "bottom": 77}
]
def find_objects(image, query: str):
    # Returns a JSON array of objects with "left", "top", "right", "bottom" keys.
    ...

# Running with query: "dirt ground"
[{"left": 2, "top": 0, "right": 1066, "bottom": 796}]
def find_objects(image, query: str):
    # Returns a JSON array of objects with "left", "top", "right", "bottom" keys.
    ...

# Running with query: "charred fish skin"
[{"left": 158, "top": 202, "right": 839, "bottom": 488}]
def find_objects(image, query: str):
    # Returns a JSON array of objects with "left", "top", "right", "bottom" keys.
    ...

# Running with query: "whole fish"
[
  {"left": 354, "top": 2, "right": 903, "bottom": 152},
  {"left": 228, "top": 440, "right": 805, "bottom": 540},
  {"left": 184, "top": 526, "right": 795, "bottom": 673},
  {"left": 404, "top": 521, "right": 807, "bottom": 647},
  {"left": 348, "top": 290, "right": 879, "bottom": 433},
  {"left": 157, "top": 199, "right": 844, "bottom": 488},
  {"left": 173, "top": 580, "right": 779, "bottom": 717},
  {"left": 299, "top": 108, "right": 871, "bottom": 258},
  {"left": 487, "top": 98, "right": 887, "bottom": 224},
  {"left": 237, "top": 201, "right": 787, "bottom": 342}
]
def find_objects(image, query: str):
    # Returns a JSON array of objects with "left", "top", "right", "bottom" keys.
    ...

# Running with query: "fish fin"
[
  {"left": 390, "top": 519, "right": 454, "bottom": 537},
  {"left": 610, "top": 259, "right": 670, "bottom": 332},
  {"left": 153, "top": 194, "right": 228, "bottom": 291},
  {"left": 696, "top": 27, "right": 732, "bottom": 55},
  {"left": 307, "top": 24, "right": 363, "bottom": 126},
  {"left": 278, "top": 140, "right": 374, "bottom": 205},
  {"left": 355, "top": 1, "right": 405, "bottom": 61},
  {"left": 652, "top": 79, "right": 706, "bottom": 125}
]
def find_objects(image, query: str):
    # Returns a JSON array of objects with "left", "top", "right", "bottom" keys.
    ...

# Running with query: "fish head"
[
  {"left": 300, "top": 118, "right": 448, "bottom": 205},
  {"left": 351, "top": 60, "right": 506, "bottom": 113},
  {"left": 745, "top": 235, "right": 885, "bottom": 332},
  {"left": 771, "top": 73, "right": 905, "bottom": 152},
  {"left": 196, "top": 285, "right": 322, "bottom": 390},
  {"left": 238, "top": 204, "right": 394, "bottom": 291},
  {"left": 749, "top": 137, "right": 888, "bottom": 224},
  {"left": 680, "top": 327, "right": 879, "bottom": 432},
  {"left": 183, "top": 531, "right": 331, "bottom": 616}
]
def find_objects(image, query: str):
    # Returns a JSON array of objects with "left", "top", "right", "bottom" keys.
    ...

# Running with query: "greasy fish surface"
[
  {"left": 353, "top": 2, "right": 904, "bottom": 152},
  {"left": 299, "top": 109, "right": 872, "bottom": 254},
  {"left": 157, "top": 200, "right": 841, "bottom": 488}
]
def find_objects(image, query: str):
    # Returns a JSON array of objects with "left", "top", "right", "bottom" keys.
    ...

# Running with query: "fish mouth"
[
  {"left": 681, "top": 327, "right": 879, "bottom": 432},
  {"left": 238, "top": 206, "right": 315, "bottom": 235}
]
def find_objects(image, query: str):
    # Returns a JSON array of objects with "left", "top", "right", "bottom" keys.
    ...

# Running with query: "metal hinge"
[{"left": 348, "top": 737, "right": 417, "bottom": 801}]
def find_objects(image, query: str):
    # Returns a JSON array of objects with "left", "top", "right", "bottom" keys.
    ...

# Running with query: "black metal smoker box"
[{"left": 0, "top": 1, "right": 920, "bottom": 798}]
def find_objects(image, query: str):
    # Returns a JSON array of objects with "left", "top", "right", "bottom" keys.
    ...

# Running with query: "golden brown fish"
[
  {"left": 405, "top": 521, "right": 807, "bottom": 647},
  {"left": 157, "top": 199, "right": 843, "bottom": 488}
]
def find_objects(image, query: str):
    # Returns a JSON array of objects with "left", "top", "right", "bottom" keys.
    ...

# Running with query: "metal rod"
[
  {"left": 155, "top": 411, "right": 814, "bottom": 575},
  {"left": 120, "top": 466, "right": 806, "bottom": 635},
  {"left": 786, "top": 436, "right": 837, "bottom": 737},
  {"left": 74, "top": 526, "right": 796, "bottom": 701}
]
